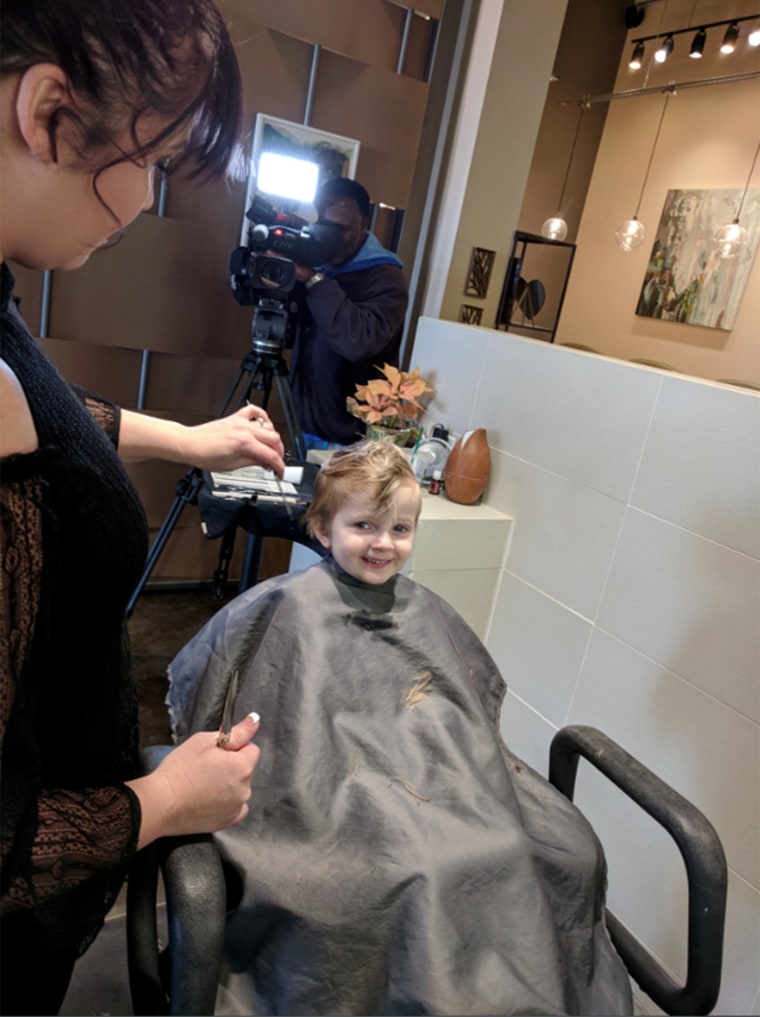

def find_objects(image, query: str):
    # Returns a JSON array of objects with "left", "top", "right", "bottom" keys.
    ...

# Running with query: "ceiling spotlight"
[
  {"left": 689, "top": 28, "right": 707, "bottom": 58},
  {"left": 748, "top": 22, "right": 760, "bottom": 46},
  {"left": 721, "top": 22, "right": 739, "bottom": 53},
  {"left": 654, "top": 35, "right": 674, "bottom": 63},
  {"left": 629, "top": 40, "right": 645, "bottom": 69}
]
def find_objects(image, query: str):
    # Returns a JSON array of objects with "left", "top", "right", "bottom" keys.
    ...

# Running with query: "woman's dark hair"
[{"left": 0, "top": 0, "right": 243, "bottom": 182}]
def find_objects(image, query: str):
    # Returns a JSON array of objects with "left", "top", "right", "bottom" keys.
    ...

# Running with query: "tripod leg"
[
  {"left": 239, "top": 531, "right": 264, "bottom": 593},
  {"left": 127, "top": 469, "right": 204, "bottom": 617},
  {"left": 273, "top": 371, "right": 306, "bottom": 461}
]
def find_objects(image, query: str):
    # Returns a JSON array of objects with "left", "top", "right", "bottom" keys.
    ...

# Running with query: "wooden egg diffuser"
[{"left": 443, "top": 428, "right": 491, "bottom": 504}]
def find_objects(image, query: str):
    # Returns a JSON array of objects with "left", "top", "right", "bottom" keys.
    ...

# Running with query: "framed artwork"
[
  {"left": 460, "top": 304, "right": 484, "bottom": 325},
  {"left": 464, "top": 247, "right": 496, "bottom": 298},
  {"left": 241, "top": 115, "right": 361, "bottom": 241},
  {"left": 636, "top": 188, "right": 760, "bottom": 330}
]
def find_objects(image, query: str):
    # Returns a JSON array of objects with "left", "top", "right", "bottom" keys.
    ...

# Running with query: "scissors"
[{"left": 217, "top": 668, "right": 240, "bottom": 747}]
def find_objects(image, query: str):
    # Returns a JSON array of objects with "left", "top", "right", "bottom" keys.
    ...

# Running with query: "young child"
[{"left": 167, "top": 441, "right": 632, "bottom": 1017}]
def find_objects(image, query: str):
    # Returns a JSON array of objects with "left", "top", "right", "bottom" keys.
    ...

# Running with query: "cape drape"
[{"left": 167, "top": 559, "right": 632, "bottom": 1016}]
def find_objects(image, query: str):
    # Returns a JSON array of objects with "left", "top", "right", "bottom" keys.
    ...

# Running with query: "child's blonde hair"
[{"left": 304, "top": 440, "right": 421, "bottom": 538}]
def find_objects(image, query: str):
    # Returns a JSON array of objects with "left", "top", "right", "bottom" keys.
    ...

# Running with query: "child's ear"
[
  {"left": 15, "top": 64, "right": 70, "bottom": 164},
  {"left": 312, "top": 521, "right": 331, "bottom": 550}
]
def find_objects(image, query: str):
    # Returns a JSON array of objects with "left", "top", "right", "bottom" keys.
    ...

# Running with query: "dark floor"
[
  {"left": 60, "top": 582, "right": 243, "bottom": 1017},
  {"left": 129, "top": 583, "right": 239, "bottom": 747}
]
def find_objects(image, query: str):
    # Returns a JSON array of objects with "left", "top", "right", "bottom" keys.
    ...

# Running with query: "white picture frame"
[{"left": 241, "top": 114, "right": 361, "bottom": 242}]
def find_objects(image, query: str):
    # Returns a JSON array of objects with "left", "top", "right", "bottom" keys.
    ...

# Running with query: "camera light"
[{"left": 257, "top": 152, "right": 319, "bottom": 203}]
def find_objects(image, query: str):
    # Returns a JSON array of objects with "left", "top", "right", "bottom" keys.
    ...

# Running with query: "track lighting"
[
  {"left": 714, "top": 138, "right": 760, "bottom": 259},
  {"left": 654, "top": 34, "right": 674, "bottom": 62},
  {"left": 720, "top": 22, "right": 739, "bottom": 53},
  {"left": 629, "top": 40, "right": 645, "bottom": 69},
  {"left": 689, "top": 27, "right": 706, "bottom": 57},
  {"left": 628, "top": 13, "right": 760, "bottom": 69}
]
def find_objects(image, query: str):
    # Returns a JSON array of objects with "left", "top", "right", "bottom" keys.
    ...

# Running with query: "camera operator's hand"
[
  {"left": 118, "top": 406, "right": 286, "bottom": 476},
  {"left": 294, "top": 263, "right": 319, "bottom": 284}
]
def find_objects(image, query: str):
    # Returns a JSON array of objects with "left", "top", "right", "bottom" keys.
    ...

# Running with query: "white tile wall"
[
  {"left": 410, "top": 316, "right": 760, "bottom": 1016},
  {"left": 489, "top": 451, "right": 627, "bottom": 619},
  {"left": 488, "top": 574, "right": 591, "bottom": 726},
  {"left": 631, "top": 376, "right": 760, "bottom": 559},
  {"left": 598, "top": 510, "right": 760, "bottom": 722}
]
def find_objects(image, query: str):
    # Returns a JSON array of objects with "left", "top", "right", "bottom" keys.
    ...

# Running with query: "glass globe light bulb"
[
  {"left": 714, "top": 220, "right": 748, "bottom": 259},
  {"left": 615, "top": 216, "right": 646, "bottom": 251},
  {"left": 541, "top": 216, "right": 568, "bottom": 242}
]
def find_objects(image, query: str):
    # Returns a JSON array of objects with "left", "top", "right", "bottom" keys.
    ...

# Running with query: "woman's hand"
[
  {"left": 119, "top": 405, "right": 286, "bottom": 476},
  {"left": 127, "top": 714, "right": 261, "bottom": 849},
  {"left": 178, "top": 405, "right": 285, "bottom": 475}
]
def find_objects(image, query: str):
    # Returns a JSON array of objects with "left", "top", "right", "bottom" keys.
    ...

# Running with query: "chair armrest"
[
  {"left": 127, "top": 746, "right": 227, "bottom": 1016},
  {"left": 549, "top": 725, "right": 727, "bottom": 1016}
]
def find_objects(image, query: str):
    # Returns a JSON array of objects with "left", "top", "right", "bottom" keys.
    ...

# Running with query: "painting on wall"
[
  {"left": 464, "top": 247, "right": 496, "bottom": 298},
  {"left": 635, "top": 188, "right": 760, "bottom": 330}
]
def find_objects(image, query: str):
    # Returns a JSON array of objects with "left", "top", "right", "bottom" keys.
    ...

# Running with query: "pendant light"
[
  {"left": 541, "top": 102, "right": 588, "bottom": 242},
  {"left": 616, "top": 90, "right": 672, "bottom": 252},
  {"left": 714, "top": 138, "right": 760, "bottom": 259}
]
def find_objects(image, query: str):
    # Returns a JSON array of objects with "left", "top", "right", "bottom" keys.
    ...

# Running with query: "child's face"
[{"left": 313, "top": 479, "right": 419, "bottom": 585}]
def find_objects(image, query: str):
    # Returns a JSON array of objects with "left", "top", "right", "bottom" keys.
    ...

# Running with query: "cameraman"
[{"left": 289, "top": 178, "right": 409, "bottom": 449}]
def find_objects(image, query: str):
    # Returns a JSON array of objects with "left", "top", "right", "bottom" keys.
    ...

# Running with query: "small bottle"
[{"left": 429, "top": 469, "right": 443, "bottom": 495}]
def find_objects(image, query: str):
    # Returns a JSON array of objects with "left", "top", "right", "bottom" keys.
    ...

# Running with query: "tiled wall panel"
[{"left": 411, "top": 315, "right": 760, "bottom": 1015}]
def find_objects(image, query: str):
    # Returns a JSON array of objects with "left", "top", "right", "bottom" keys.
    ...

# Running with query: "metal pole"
[{"left": 304, "top": 44, "right": 321, "bottom": 126}]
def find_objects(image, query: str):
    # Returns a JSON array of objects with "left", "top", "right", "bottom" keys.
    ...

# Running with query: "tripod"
[{"left": 126, "top": 302, "right": 305, "bottom": 618}]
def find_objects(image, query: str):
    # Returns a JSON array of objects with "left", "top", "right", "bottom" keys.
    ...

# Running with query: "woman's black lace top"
[{"left": 1, "top": 263, "right": 148, "bottom": 959}]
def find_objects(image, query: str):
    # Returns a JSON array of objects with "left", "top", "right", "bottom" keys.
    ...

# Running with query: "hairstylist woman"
[{"left": 0, "top": 3, "right": 279, "bottom": 1012}]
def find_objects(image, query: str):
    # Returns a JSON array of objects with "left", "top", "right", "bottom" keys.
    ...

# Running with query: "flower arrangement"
[{"left": 346, "top": 363, "right": 433, "bottom": 431}]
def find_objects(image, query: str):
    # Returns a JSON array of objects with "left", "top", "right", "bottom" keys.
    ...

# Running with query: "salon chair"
[{"left": 126, "top": 726, "right": 727, "bottom": 1016}]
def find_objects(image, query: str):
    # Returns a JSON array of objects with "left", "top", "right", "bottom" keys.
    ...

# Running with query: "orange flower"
[{"left": 346, "top": 364, "right": 433, "bottom": 428}]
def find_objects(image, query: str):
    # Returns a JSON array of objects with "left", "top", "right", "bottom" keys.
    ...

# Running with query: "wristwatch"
[{"left": 305, "top": 271, "right": 326, "bottom": 292}]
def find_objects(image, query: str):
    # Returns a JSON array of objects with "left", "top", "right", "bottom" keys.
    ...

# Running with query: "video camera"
[{"left": 230, "top": 194, "right": 342, "bottom": 306}]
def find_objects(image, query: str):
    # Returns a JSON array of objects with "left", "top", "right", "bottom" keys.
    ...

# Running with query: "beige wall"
[
  {"left": 429, "top": 0, "right": 759, "bottom": 384},
  {"left": 433, "top": 0, "right": 569, "bottom": 326},
  {"left": 412, "top": 315, "right": 760, "bottom": 1017},
  {"left": 556, "top": 0, "right": 760, "bottom": 383}
]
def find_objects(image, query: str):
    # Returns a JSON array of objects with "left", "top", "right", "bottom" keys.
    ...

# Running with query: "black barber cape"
[{"left": 167, "top": 558, "right": 632, "bottom": 1016}]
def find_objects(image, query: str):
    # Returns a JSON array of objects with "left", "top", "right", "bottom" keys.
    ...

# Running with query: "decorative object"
[
  {"left": 541, "top": 102, "right": 588, "bottom": 242},
  {"left": 241, "top": 115, "right": 361, "bottom": 242},
  {"left": 495, "top": 230, "right": 576, "bottom": 343},
  {"left": 444, "top": 428, "right": 491, "bottom": 505},
  {"left": 714, "top": 138, "right": 760, "bottom": 259},
  {"left": 635, "top": 187, "right": 760, "bottom": 330},
  {"left": 460, "top": 304, "right": 483, "bottom": 325},
  {"left": 616, "top": 89, "right": 672, "bottom": 252},
  {"left": 464, "top": 247, "right": 496, "bottom": 298},
  {"left": 347, "top": 364, "right": 433, "bottom": 443}
]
